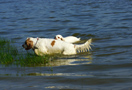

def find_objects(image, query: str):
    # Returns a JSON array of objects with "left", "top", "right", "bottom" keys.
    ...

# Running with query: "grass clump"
[
  {"left": 0, "top": 38, "right": 16, "bottom": 65},
  {"left": 0, "top": 37, "right": 50, "bottom": 67},
  {"left": 16, "top": 54, "right": 50, "bottom": 67},
  {"left": 0, "top": 52, "right": 14, "bottom": 65}
]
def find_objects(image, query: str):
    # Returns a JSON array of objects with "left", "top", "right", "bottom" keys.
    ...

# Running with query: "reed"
[{"left": 0, "top": 38, "right": 50, "bottom": 67}]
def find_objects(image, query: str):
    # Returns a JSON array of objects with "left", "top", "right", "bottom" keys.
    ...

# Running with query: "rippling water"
[{"left": 0, "top": 0, "right": 132, "bottom": 90}]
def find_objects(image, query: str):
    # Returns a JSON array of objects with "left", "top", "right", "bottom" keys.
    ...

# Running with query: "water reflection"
[
  {"left": 46, "top": 54, "right": 92, "bottom": 67},
  {"left": 27, "top": 72, "right": 92, "bottom": 77},
  {"left": 45, "top": 85, "right": 86, "bottom": 89}
]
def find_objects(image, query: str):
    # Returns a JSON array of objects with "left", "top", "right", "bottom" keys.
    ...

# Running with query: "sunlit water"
[{"left": 0, "top": 0, "right": 132, "bottom": 90}]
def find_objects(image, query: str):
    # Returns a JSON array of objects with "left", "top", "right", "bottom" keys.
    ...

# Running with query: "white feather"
[{"left": 55, "top": 35, "right": 80, "bottom": 43}]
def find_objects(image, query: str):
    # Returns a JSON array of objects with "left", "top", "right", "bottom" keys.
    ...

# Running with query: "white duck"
[{"left": 55, "top": 35, "right": 80, "bottom": 43}]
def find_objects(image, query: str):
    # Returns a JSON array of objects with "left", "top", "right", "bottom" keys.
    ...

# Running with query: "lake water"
[{"left": 0, "top": 0, "right": 132, "bottom": 90}]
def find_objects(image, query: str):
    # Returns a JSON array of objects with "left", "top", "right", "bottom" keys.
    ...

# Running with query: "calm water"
[{"left": 0, "top": 0, "right": 132, "bottom": 90}]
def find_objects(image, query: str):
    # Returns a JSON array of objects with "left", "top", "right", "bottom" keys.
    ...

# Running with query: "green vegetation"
[
  {"left": 0, "top": 38, "right": 50, "bottom": 67},
  {"left": 16, "top": 54, "right": 50, "bottom": 67}
]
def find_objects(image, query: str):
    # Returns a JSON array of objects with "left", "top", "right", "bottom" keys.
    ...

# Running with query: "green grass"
[
  {"left": 0, "top": 37, "right": 50, "bottom": 67},
  {"left": 16, "top": 54, "right": 50, "bottom": 67}
]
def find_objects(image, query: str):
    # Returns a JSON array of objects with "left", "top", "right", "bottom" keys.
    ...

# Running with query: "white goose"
[{"left": 55, "top": 35, "right": 80, "bottom": 43}]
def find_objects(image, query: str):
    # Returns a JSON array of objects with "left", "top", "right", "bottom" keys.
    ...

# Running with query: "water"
[{"left": 0, "top": 0, "right": 132, "bottom": 89}]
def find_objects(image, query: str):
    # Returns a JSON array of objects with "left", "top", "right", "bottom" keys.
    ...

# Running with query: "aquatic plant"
[
  {"left": 0, "top": 37, "right": 50, "bottom": 67},
  {"left": 16, "top": 54, "right": 50, "bottom": 67},
  {"left": 0, "top": 38, "right": 15, "bottom": 65}
]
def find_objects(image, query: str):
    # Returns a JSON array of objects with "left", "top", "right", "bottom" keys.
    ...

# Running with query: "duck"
[{"left": 55, "top": 34, "right": 80, "bottom": 43}]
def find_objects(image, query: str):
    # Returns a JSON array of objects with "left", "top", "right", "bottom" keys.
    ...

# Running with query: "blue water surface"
[{"left": 0, "top": 0, "right": 132, "bottom": 90}]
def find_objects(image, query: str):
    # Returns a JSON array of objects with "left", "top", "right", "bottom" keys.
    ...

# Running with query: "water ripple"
[{"left": 0, "top": 0, "right": 132, "bottom": 89}]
